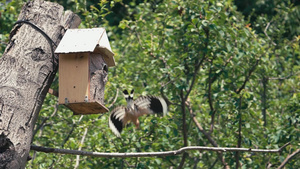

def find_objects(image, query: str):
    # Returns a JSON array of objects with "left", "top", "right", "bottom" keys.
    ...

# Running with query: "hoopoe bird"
[{"left": 109, "top": 89, "right": 168, "bottom": 137}]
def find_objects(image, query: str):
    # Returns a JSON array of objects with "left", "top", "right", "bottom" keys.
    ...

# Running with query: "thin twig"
[
  {"left": 186, "top": 101, "right": 218, "bottom": 147},
  {"left": 264, "top": 21, "right": 277, "bottom": 46},
  {"left": 32, "top": 103, "right": 58, "bottom": 138},
  {"left": 267, "top": 73, "right": 294, "bottom": 80},
  {"left": 132, "top": 27, "right": 146, "bottom": 50},
  {"left": 236, "top": 58, "right": 260, "bottom": 94},
  {"left": 277, "top": 149, "right": 300, "bottom": 169},
  {"left": 61, "top": 115, "right": 83, "bottom": 148},
  {"left": 184, "top": 52, "right": 204, "bottom": 101},
  {"left": 177, "top": 153, "right": 188, "bottom": 169},
  {"left": 180, "top": 90, "right": 188, "bottom": 147},
  {"left": 74, "top": 127, "right": 88, "bottom": 169},
  {"left": 235, "top": 96, "right": 243, "bottom": 169},
  {"left": 184, "top": 27, "right": 209, "bottom": 101},
  {"left": 124, "top": 159, "right": 135, "bottom": 168},
  {"left": 108, "top": 89, "right": 119, "bottom": 109},
  {"left": 186, "top": 101, "right": 230, "bottom": 168},
  {"left": 209, "top": 158, "right": 219, "bottom": 169},
  {"left": 193, "top": 157, "right": 201, "bottom": 169},
  {"left": 208, "top": 62, "right": 214, "bottom": 112},
  {"left": 160, "top": 81, "right": 179, "bottom": 106},
  {"left": 278, "top": 142, "right": 291, "bottom": 152},
  {"left": 30, "top": 144, "right": 291, "bottom": 157},
  {"left": 208, "top": 60, "right": 215, "bottom": 134},
  {"left": 211, "top": 55, "right": 233, "bottom": 83}
]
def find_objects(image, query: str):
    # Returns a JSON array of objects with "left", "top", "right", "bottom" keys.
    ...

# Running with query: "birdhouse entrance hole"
[{"left": 55, "top": 28, "right": 115, "bottom": 115}]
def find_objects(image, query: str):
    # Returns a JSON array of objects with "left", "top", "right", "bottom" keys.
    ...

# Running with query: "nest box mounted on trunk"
[{"left": 55, "top": 28, "right": 115, "bottom": 115}]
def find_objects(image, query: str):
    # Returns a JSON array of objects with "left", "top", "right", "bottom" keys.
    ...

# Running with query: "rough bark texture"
[
  {"left": 90, "top": 53, "right": 108, "bottom": 104},
  {"left": 0, "top": 0, "right": 80, "bottom": 168}
]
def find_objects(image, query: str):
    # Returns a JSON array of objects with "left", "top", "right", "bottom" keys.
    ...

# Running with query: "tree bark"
[{"left": 0, "top": 0, "right": 80, "bottom": 168}]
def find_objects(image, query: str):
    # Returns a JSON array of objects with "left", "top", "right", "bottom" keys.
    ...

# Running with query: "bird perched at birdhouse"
[{"left": 109, "top": 89, "right": 168, "bottom": 137}]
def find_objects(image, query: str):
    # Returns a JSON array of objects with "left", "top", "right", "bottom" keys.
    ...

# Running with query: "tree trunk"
[{"left": 0, "top": 0, "right": 80, "bottom": 168}]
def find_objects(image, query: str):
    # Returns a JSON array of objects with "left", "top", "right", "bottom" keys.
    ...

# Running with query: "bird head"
[{"left": 123, "top": 89, "right": 134, "bottom": 109}]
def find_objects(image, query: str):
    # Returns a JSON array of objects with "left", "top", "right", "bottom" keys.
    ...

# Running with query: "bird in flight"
[{"left": 109, "top": 89, "right": 168, "bottom": 137}]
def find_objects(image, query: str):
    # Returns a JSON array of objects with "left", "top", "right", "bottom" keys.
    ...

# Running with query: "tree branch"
[
  {"left": 186, "top": 101, "right": 218, "bottom": 147},
  {"left": 261, "top": 76, "right": 268, "bottom": 126},
  {"left": 177, "top": 153, "right": 188, "bottom": 169},
  {"left": 264, "top": 21, "right": 277, "bottom": 46},
  {"left": 180, "top": 90, "right": 188, "bottom": 147},
  {"left": 32, "top": 103, "right": 58, "bottom": 139},
  {"left": 178, "top": 30, "right": 210, "bottom": 169},
  {"left": 186, "top": 101, "right": 230, "bottom": 168},
  {"left": 61, "top": 115, "right": 83, "bottom": 148},
  {"left": 107, "top": 88, "right": 119, "bottom": 109},
  {"left": 184, "top": 26, "right": 209, "bottom": 101},
  {"left": 184, "top": 61, "right": 202, "bottom": 100},
  {"left": 211, "top": 55, "right": 233, "bottom": 83},
  {"left": 277, "top": 149, "right": 300, "bottom": 169},
  {"left": 236, "top": 58, "right": 260, "bottom": 94},
  {"left": 235, "top": 96, "right": 243, "bottom": 169},
  {"left": 208, "top": 60, "right": 216, "bottom": 134},
  {"left": 74, "top": 127, "right": 88, "bottom": 169},
  {"left": 30, "top": 144, "right": 290, "bottom": 157},
  {"left": 208, "top": 62, "right": 214, "bottom": 113},
  {"left": 160, "top": 81, "right": 179, "bottom": 106},
  {"left": 278, "top": 142, "right": 291, "bottom": 152},
  {"left": 177, "top": 23, "right": 210, "bottom": 169},
  {"left": 209, "top": 158, "right": 219, "bottom": 169},
  {"left": 178, "top": 89, "right": 188, "bottom": 169},
  {"left": 267, "top": 73, "right": 294, "bottom": 80},
  {"left": 48, "top": 88, "right": 58, "bottom": 97}
]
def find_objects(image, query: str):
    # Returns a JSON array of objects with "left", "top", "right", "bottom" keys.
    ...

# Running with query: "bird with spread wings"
[{"left": 109, "top": 89, "right": 168, "bottom": 137}]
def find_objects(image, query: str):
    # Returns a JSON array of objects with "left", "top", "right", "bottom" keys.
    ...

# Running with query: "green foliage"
[
  {"left": 0, "top": 0, "right": 299, "bottom": 168},
  {"left": 0, "top": 0, "right": 25, "bottom": 55}
]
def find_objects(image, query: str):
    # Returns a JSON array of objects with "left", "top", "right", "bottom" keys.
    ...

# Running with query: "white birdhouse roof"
[{"left": 55, "top": 28, "right": 115, "bottom": 67}]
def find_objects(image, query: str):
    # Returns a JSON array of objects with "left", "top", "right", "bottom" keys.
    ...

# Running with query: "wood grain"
[{"left": 59, "top": 53, "right": 89, "bottom": 104}]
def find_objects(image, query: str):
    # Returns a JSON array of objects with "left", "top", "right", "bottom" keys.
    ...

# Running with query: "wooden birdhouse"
[{"left": 55, "top": 28, "right": 115, "bottom": 115}]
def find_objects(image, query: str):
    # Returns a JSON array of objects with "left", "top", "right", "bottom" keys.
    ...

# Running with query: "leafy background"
[{"left": 0, "top": 0, "right": 299, "bottom": 168}]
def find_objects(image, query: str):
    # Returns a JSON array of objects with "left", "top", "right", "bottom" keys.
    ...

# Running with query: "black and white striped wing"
[
  {"left": 109, "top": 106, "right": 126, "bottom": 137},
  {"left": 134, "top": 96, "right": 168, "bottom": 116}
]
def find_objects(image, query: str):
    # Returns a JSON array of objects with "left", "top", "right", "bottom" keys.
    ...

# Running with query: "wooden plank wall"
[{"left": 59, "top": 53, "right": 90, "bottom": 104}]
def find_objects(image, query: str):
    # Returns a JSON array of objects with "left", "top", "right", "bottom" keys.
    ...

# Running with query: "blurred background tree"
[{"left": 0, "top": 0, "right": 299, "bottom": 168}]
